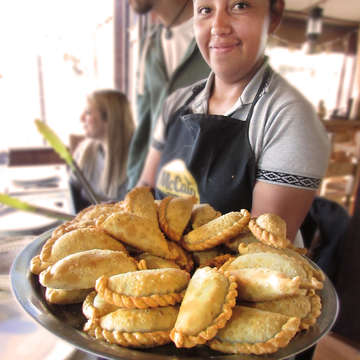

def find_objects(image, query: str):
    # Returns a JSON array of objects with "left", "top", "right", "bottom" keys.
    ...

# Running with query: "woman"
[
  {"left": 71, "top": 89, "right": 135, "bottom": 212},
  {"left": 136, "top": 0, "right": 330, "bottom": 244}
]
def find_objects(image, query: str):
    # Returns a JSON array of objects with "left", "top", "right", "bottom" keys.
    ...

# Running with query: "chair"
[
  {"left": 7, "top": 147, "right": 65, "bottom": 166},
  {"left": 297, "top": 197, "right": 351, "bottom": 360},
  {"left": 319, "top": 151, "right": 360, "bottom": 214}
]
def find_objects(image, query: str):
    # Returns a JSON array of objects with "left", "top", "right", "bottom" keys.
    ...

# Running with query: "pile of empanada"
[{"left": 30, "top": 187, "right": 324, "bottom": 355}]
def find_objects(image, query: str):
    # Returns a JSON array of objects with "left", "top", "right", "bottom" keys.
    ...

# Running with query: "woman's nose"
[
  {"left": 80, "top": 111, "right": 86, "bottom": 123},
  {"left": 211, "top": 11, "right": 231, "bottom": 36}
]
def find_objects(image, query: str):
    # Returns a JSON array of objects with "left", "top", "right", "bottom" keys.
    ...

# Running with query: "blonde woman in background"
[{"left": 70, "top": 89, "right": 135, "bottom": 212}]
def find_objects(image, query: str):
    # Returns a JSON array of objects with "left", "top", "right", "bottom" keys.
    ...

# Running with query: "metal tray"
[{"left": 10, "top": 230, "right": 339, "bottom": 360}]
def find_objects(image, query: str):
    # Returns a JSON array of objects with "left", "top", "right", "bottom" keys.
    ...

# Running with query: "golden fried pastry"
[
  {"left": 84, "top": 305, "right": 179, "bottom": 348},
  {"left": 30, "top": 256, "right": 52, "bottom": 275},
  {"left": 224, "top": 227, "right": 258, "bottom": 253},
  {"left": 249, "top": 291, "right": 322, "bottom": 330},
  {"left": 158, "top": 196, "right": 196, "bottom": 242},
  {"left": 190, "top": 203, "right": 221, "bottom": 229},
  {"left": 181, "top": 210, "right": 250, "bottom": 251},
  {"left": 137, "top": 253, "right": 180, "bottom": 270},
  {"left": 167, "top": 241, "right": 194, "bottom": 272},
  {"left": 39, "top": 249, "right": 139, "bottom": 290},
  {"left": 95, "top": 268, "right": 190, "bottom": 308},
  {"left": 192, "top": 248, "right": 224, "bottom": 267},
  {"left": 99, "top": 212, "right": 175, "bottom": 260},
  {"left": 124, "top": 186, "right": 158, "bottom": 224},
  {"left": 201, "top": 254, "right": 235, "bottom": 269},
  {"left": 208, "top": 305, "right": 300, "bottom": 354},
  {"left": 170, "top": 267, "right": 237, "bottom": 348},
  {"left": 45, "top": 288, "right": 92, "bottom": 305},
  {"left": 238, "top": 242, "right": 325, "bottom": 283},
  {"left": 220, "top": 252, "right": 322, "bottom": 290},
  {"left": 228, "top": 268, "right": 303, "bottom": 302},
  {"left": 83, "top": 291, "right": 120, "bottom": 320},
  {"left": 30, "top": 227, "right": 127, "bottom": 275},
  {"left": 248, "top": 213, "right": 291, "bottom": 249},
  {"left": 52, "top": 202, "right": 125, "bottom": 238}
]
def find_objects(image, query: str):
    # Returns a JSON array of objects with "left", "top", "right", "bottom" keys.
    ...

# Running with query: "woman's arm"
[
  {"left": 136, "top": 146, "right": 162, "bottom": 188},
  {"left": 251, "top": 181, "right": 316, "bottom": 243}
]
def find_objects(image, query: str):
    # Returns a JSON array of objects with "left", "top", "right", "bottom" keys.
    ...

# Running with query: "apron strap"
[{"left": 245, "top": 66, "right": 272, "bottom": 123}]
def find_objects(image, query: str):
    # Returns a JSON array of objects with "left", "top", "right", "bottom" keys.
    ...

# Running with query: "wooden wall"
[{"left": 274, "top": 11, "right": 358, "bottom": 54}]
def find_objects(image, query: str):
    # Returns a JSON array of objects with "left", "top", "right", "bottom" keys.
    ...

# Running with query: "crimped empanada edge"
[
  {"left": 30, "top": 255, "right": 51, "bottom": 275},
  {"left": 208, "top": 316, "right": 300, "bottom": 354},
  {"left": 84, "top": 319, "right": 171, "bottom": 348},
  {"left": 248, "top": 218, "right": 290, "bottom": 249},
  {"left": 158, "top": 196, "right": 180, "bottom": 242},
  {"left": 95, "top": 275, "right": 186, "bottom": 308},
  {"left": 301, "top": 292, "right": 322, "bottom": 330}
]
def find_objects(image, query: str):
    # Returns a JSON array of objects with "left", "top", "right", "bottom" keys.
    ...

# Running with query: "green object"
[
  {"left": 34, "top": 119, "right": 100, "bottom": 204},
  {"left": 0, "top": 193, "right": 74, "bottom": 221},
  {"left": 35, "top": 119, "right": 74, "bottom": 170}
]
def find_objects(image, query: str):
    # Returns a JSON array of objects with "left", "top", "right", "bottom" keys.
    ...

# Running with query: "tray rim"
[{"left": 10, "top": 229, "right": 340, "bottom": 360}]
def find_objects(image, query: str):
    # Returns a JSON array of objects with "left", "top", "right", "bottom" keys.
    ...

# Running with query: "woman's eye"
[
  {"left": 198, "top": 7, "right": 211, "bottom": 15},
  {"left": 233, "top": 2, "right": 249, "bottom": 10}
]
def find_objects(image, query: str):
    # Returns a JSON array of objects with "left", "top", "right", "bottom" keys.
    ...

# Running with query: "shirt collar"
[{"left": 191, "top": 57, "right": 271, "bottom": 114}]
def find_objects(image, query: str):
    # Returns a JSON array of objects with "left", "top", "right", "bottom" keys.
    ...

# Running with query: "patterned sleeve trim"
[{"left": 256, "top": 169, "right": 321, "bottom": 189}]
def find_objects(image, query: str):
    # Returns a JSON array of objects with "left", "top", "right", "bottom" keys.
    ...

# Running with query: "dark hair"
[{"left": 270, "top": 0, "right": 277, "bottom": 8}]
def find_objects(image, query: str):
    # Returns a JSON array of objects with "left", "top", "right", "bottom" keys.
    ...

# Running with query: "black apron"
[{"left": 155, "top": 68, "right": 271, "bottom": 214}]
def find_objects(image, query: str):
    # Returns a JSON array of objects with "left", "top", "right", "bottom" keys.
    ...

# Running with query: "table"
[
  {"left": 0, "top": 165, "right": 96, "bottom": 360},
  {"left": 0, "top": 165, "right": 74, "bottom": 236}
]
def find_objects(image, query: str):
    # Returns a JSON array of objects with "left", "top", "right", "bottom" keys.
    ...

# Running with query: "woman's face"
[
  {"left": 80, "top": 100, "right": 107, "bottom": 140},
  {"left": 193, "top": 0, "right": 279, "bottom": 84}
]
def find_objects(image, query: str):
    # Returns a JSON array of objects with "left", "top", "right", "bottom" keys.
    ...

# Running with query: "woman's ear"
[{"left": 269, "top": 0, "right": 285, "bottom": 34}]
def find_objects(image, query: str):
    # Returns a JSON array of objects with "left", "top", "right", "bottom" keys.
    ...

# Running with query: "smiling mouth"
[{"left": 209, "top": 42, "right": 241, "bottom": 51}]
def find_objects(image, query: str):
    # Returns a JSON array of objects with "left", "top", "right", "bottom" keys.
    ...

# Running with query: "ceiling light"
[{"left": 307, "top": 7, "right": 323, "bottom": 41}]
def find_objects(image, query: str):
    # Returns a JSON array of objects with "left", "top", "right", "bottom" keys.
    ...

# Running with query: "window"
[
  {"left": 267, "top": 46, "right": 347, "bottom": 119},
  {"left": 0, "top": 0, "right": 114, "bottom": 149}
]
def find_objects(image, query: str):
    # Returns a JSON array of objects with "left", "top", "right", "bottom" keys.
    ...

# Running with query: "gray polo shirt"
[{"left": 153, "top": 61, "right": 330, "bottom": 190}]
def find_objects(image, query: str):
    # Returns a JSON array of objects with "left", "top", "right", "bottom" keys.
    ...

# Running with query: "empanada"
[
  {"left": 238, "top": 242, "right": 325, "bottom": 283},
  {"left": 83, "top": 291, "right": 120, "bottom": 320},
  {"left": 95, "top": 268, "right": 190, "bottom": 308},
  {"left": 181, "top": 210, "right": 250, "bottom": 251},
  {"left": 45, "top": 288, "right": 92, "bottom": 305},
  {"left": 52, "top": 202, "right": 125, "bottom": 238},
  {"left": 221, "top": 252, "right": 322, "bottom": 290},
  {"left": 30, "top": 227, "right": 127, "bottom": 275},
  {"left": 99, "top": 212, "right": 174, "bottom": 259},
  {"left": 39, "top": 249, "right": 139, "bottom": 290},
  {"left": 192, "top": 248, "right": 224, "bottom": 267},
  {"left": 208, "top": 306, "right": 300, "bottom": 354},
  {"left": 228, "top": 268, "right": 303, "bottom": 302},
  {"left": 84, "top": 305, "right": 179, "bottom": 348},
  {"left": 124, "top": 186, "right": 158, "bottom": 224},
  {"left": 190, "top": 203, "right": 221, "bottom": 229},
  {"left": 167, "top": 241, "right": 194, "bottom": 272},
  {"left": 201, "top": 254, "right": 235, "bottom": 269},
  {"left": 224, "top": 227, "right": 258, "bottom": 253},
  {"left": 170, "top": 267, "right": 237, "bottom": 348},
  {"left": 137, "top": 253, "right": 180, "bottom": 270},
  {"left": 249, "top": 291, "right": 322, "bottom": 330},
  {"left": 158, "top": 196, "right": 196, "bottom": 242},
  {"left": 248, "top": 213, "right": 291, "bottom": 249}
]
